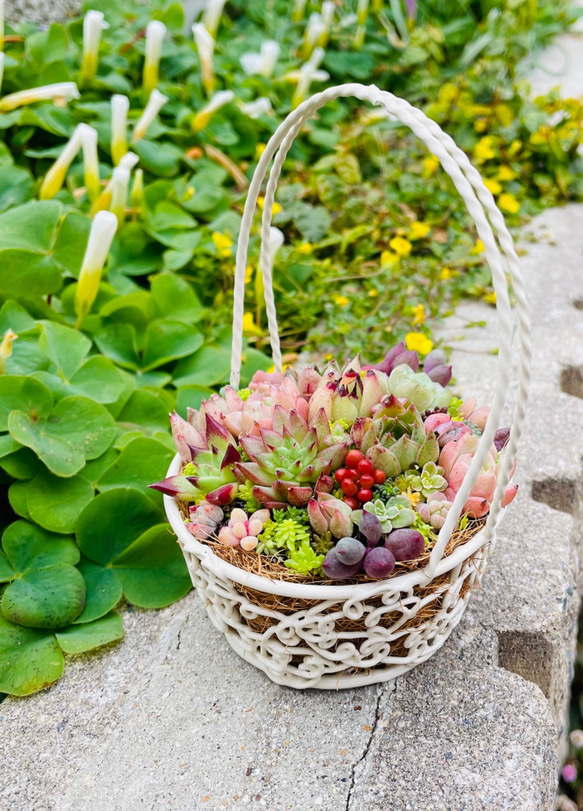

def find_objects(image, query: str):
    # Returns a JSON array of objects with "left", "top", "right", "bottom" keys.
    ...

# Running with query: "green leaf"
[
  {"left": 4, "top": 339, "right": 50, "bottom": 376},
  {"left": 39, "top": 321, "right": 91, "bottom": 380},
  {"left": 0, "top": 250, "right": 63, "bottom": 298},
  {"left": 9, "top": 396, "right": 116, "bottom": 477},
  {"left": 0, "top": 300, "right": 37, "bottom": 335},
  {"left": 148, "top": 202, "right": 196, "bottom": 232},
  {"left": 0, "top": 167, "right": 35, "bottom": 213},
  {"left": 173, "top": 344, "right": 231, "bottom": 387},
  {"left": 2, "top": 520, "right": 79, "bottom": 572},
  {"left": 100, "top": 290, "right": 154, "bottom": 325},
  {"left": 113, "top": 524, "right": 191, "bottom": 608},
  {"left": 97, "top": 437, "right": 173, "bottom": 498},
  {"left": 134, "top": 140, "right": 183, "bottom": 176},
  {"left": 0, "top": 375, "right": 54, "bottom": 432},
  {"left": 81, "top": 447, "right": 119, "bottom": 486},
  {"left": 0, "top": 447, "right": 38, "bottom": 479},
  {"left": 27, "top": 471, "right": 94, "bottom": 534},
  {"left": 8, "top": 480, "right": 32, "bottom": 520},
  {"left": 0, "top": 434, "right": 21, "bottom": 460},
  {"left": 0, "top": 617, "right": 64, "bottom": 696},
  {"left": 116, "top": 390, "right": 170, "bottom": 433},
  {"left": 175, "top": 384, "right": 214, "bottom": 416},
  {"left": 76, "top": 488, "right": 163, "bottom": 566},
  {"left": 52, "top": 211, "right": 92, "bottom": 275},
  {"left": 0, "top": 550, "right": 15, "bottom": 584},
  {"left": 141, "top": 319, "right": 204, "bottom": 371},
  {"left": 56, "top": 611, "right": 124, "bottom": 654},
  {"left": 73, "top": 558, "right": 122, "bottom": 624},
  {"left": 68, "top": 356, "right": 127, "bottom": 404},
  {"left": 294, "top": 206, "right": 331, "bottom": 242},
  {"left": 150, "top": 274, "right": 204, "bottom": 324},
  {"left": 25, "top": 23, "right": 69, "bottom": 68},
  {"left": 94, "top": 322, "right": 140, "bottom": 370},
  {"left": 1, "top": 565, "right": 86, "bottom": 629}
]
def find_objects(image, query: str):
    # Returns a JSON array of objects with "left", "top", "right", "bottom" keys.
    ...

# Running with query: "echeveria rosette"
[
  {"left": 351, "top": 397, "right": 440, "bottom": 479},
  {"left": 405, "top": 461, "right": 448, "bottom": 499},
  {"left": 235, "top": 405, "right": 347, "bottom": 508},
  {"left": 353, "top": 496, "right": 416, "bottom": 534},
  {"left": 387, "top": 364, "right": 453, "bottom": 412},
  {"left": 150, "top": 413, "right": 240, "bottom": 505}
]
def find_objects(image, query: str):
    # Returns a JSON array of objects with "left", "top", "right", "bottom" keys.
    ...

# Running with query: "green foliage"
[{"left": 0, "top": 0, "right": 581, "bottom": 695}]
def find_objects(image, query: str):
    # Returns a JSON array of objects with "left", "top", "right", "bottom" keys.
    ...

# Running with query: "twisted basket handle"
[{"left": 230, "top": 83, "right": 531, "bottom": 580}]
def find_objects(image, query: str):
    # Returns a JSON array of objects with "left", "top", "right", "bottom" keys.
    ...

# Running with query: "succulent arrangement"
[{"left": 152, "top": 342, "right": 518, "bottom": 580}]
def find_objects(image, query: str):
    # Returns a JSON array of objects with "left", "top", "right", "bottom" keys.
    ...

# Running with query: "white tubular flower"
[
  {"left": 303, "top": 13, "right": 325, "bottom": 59},
  {"left": 355, "top": 0, "right": 369, "bottom": 47},
  {"left": 241, "top": 39, "right": 280, "bottom": 78},
  {"left": 131, "top": 88, "right": 168, "bottom": 142},
  {"left": 192, "top": 23, "right": 215, "bottom": 96},
  {"left": 109, "top": 165, "right": 130, "bottom": 227},
  {"left": 0, "top": 82, "right": 80, "bottom": 113},
  {"left": 130, "top": 168, "right": 144, "bottom": 209},
  {"left": 75, "top": 211, "right": 117, "bottom": 327},
  {"left": 203, "top": 0, "right": 226, "bottom": 38},
  {"left": 81, "top": 10, "right": 109, "bottom": 84},
  {"left": 288, "top": 48, "right": 329, "bottom": 108},
  {"left": 39, "top": 125, "right": 84, "bottom": 200},
  {"left": 292, "top": 0, "right": 307, "bottom": 23},
  {"left": 79, "top": 123, "right": 100, "bottom": 202},
  {"left": 268, "top": 227, "right": 284, "bottom": 266},
  {"left": 110, "top": 94, "right": 129, "bottom": 165},
  {"left": 143, "top": 20, "right": 166, "bottom": 94},
  {"left": 0, "top": 329, "right": 17, "bottom": 374},
  {"left": 240, "top": 97, "right": 272, "bottom": 119},
  {"left": 119, "top": 152, "right": 139, "bottom": 171},
  {"left": 319, "top": 1, "right": 335, "bottom": 48},
  {"left": 191, "top": 89, "right": 234, "bottom": 132}
]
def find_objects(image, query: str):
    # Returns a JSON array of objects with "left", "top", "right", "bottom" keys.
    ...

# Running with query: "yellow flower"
[
  {"left": 257, "top": 196, "right": 282, "bottom": 216},
  {"left": 474, "top": 119, "right": 487, "bottom": 133},
  {"left": 409, "top": 221, "right": 431, "bottom": 240},
  {"left": 498, "top": 193, "right": 520, "bottom": 214},
  {"left": 324, "top": 353, "right": 334, "bottom": 362},
  {"left": 389, "top": 236, "right": 412, "bottom": 257},
  {"left": 483, "top": 291, "right": 497, "bottom": 304},
  {"left": 497, "top": 165, "right": 516, "bottom": 182},
  {"left": 368, "top": 288, "right": 378, "bottom": 297},
  {"left": 297, "top": 242, "right": 313, "bottom": 255},
  {"left": 381, "top": 250, "right": 400, "bottom": 266},
  {"left": 212, "top": 231, "right": 233, "bottom": 257},
  {"left": 470, "top": 239, "right": 485, "bottom": 255},
  {"left": 245, "top": 265, "right": 253, "bottom": 284},
  {"left": 405, "top": 489, "right": 421, "bottom": 507},
  {"left": 422, "top": 155, "right": 439, "bottom": 177},
  {"left": 483, "top": 178, "right": 502, "bottom": 195},
  {"left": 508, "top": 139, "right": 522, "bottom": 157},
  {"left": 405, "top": 333, "right": 433, "bottom": 355},
  {"left": 440, "top": 267, "right": 452, "bottom": 280},
  {"left": 438, "top": 83, "right": 458, "bottom": 105},
  {"left": 495, "top": 104, "right": 513, "bottom": 127},
  {"left": 474, "top": 136, "right": 496, "bottom": 162},
  {"left": 334, "top": 295, "right": 350, "bottom": 307},
  {"left": 255, "top": 143, "right": 267, "bottom": 159},
  {"left": 242, "top": 312, "right": 262, "bottom": 336},
  {"left": 411, "top": 303, "right": 425, "bottom": 326}
]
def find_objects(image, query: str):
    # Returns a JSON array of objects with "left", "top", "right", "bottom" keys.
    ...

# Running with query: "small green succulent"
[
  {"left": 406, "top": 462, "right": 447, "bottom": 499},
  {"left": 238, "top": 480, "right": 262, "bottom": 513},
  {"left": 256, "top": 518, "right": 311, "bottom": 555},
  {"left": 354, "top": 496, "right": 416, "bottom": 534},
  {"left": 285, "top": 539, "right": 325, "bottom": 576}
]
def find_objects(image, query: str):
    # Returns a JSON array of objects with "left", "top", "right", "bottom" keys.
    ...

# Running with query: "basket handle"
[{"left": 230, "top": 83, "right": 531, "bottom": 580}]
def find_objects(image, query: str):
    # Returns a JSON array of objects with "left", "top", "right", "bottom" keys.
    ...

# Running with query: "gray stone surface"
[{"left": 5, "top": 0, "right": 80, "bottom": 25}]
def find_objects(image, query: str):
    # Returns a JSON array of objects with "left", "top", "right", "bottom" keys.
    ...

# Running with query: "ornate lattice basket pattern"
[{"left": 163, "top": 83, "right": 530, "bottom": 690}]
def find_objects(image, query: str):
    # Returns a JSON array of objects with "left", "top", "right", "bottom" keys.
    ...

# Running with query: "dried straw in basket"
[{"left": 178, "top": 499, "right": 485, "bottom": 654}]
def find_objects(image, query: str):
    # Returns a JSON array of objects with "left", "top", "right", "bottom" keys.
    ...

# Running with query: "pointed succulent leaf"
[
  {"left": 149, "top": 475, "right": 199, "bottom": 499},
  {"left": 367, "top": 446, "right": 401, "bottom": 478}
]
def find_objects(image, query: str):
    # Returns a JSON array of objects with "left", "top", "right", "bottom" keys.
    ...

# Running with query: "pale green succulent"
[
  {"left": 353, "top": 496, "right": 416, "bottom": 534},
  {"left": 388, "top": 364, "right": 453, "bottom": 412},
  {"left": 405, "top": 462, "right": 448, "bottom": 499}
]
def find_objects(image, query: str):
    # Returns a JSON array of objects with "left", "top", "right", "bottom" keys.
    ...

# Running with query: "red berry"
[
  {"left": 341, "top": 478, "right": 358, "bottom": 497},
  {"left": 373, "top": 469, "right": 386, "bottom": 485},
  {"left": 335, "top": 468, "right": 349, "bottom": 483},
  {"left": 347, "top": 468, "right": 361, "bottom": 482},
  {"left": 343, "top": 496, "right": 360, "bottom": 510},
  {"left": 345, "top": 449, "right": 365, "bottom": 469},
  {"left": 359, "top": 474, "right": 374, "bottom": 490},
  {"left": 357, "top": 458, "right": 373, "bottom": 475},
  {"left": 358, "top": 488, "right": 373, "bottom": 503}
]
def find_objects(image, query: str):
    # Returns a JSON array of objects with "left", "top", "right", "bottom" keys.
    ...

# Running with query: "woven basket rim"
[{"left": 165, "top": 453, "right": 492, "bottom": 601}]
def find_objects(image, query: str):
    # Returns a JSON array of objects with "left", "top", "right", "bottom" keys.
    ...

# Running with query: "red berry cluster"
[{"left": 334, "top": 450, "right": 386, "bottom": 510}]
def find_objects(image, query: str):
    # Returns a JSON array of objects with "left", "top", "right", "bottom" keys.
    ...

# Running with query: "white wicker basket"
[{"left": 164, "top": 83, "right": 531, "bottom": 689}]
